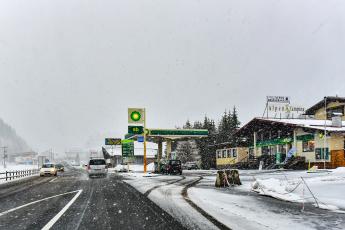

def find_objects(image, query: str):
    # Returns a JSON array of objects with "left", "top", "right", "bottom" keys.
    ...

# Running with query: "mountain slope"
[{"left": 0, "top": 118, "right": 30, "bottom": 153}]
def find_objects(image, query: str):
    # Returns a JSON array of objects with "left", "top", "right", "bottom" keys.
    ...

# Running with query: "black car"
[
  {"left": 186, "top": 162, "right": 199, "bottom": 170},
  {"left": 163, "top": 160, "right": 182, "bottom": 175},
  {"left": 55, "top": 163, "right": 65, "bottom": 172}
]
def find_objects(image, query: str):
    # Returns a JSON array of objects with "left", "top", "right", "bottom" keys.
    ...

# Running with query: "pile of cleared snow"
[
  {"left": 252, "top": 168, "right": 345, "bottom": 212},
  {"left": 252, "top": 178, "right": 302, "bottom": 203}
]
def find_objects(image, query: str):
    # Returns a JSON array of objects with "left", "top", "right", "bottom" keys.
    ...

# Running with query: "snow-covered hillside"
[{"left": 0, "top": 118, "right": 30, "bottom": 153}]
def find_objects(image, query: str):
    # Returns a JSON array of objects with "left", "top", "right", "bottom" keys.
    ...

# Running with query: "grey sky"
[{"left": 1, "top": 0, "right": 345, "bottom": 152}]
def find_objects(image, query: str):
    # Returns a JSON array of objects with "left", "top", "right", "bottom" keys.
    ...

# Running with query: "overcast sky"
[{"left": 1, "top": 0, "right": 345, "bottom": 152}]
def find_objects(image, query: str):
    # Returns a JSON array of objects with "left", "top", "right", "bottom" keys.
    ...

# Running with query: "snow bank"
[
  {"left": 252, "top": 178, "right": 302, "bottom": 203},
  {"left": 0, "top": 164, "right": 39, "bottom": 185},
  {"left": 0, "top": 163, "right": 38, "bottom": 171},
  {"left": 251, "top": 168, "right": 345, "bottom": 212}
]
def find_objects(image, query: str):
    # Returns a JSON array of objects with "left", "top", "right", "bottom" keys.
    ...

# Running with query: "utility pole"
[
  {"left": 323, "top": 97, "right": 327, "bottom": 170},
  {"left": 1, "top": 146, "right": 8, "bottom": 169},
  {"left": 143, "top": 108, "right": 147, "bottom": 173}
]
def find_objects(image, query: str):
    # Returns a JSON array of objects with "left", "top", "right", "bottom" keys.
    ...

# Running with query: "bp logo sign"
[
  {"left": 130, "top": 111, "right": 141, "bottom": 122},
  {"left": 128, "top": 108, "right": 144, "bottom": 124}
]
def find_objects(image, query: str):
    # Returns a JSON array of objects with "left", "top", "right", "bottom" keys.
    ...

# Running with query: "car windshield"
[
  {"left": 89, "top": 160, "right": 106, "bottom": 165},
  {"left": 42, "top": 164, "right": 54, "bottom": 168}
]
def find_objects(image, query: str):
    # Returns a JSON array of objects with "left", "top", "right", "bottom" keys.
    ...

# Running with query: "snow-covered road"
[{"left": 123, "top": 172, "right": 219, "bottom": 230}]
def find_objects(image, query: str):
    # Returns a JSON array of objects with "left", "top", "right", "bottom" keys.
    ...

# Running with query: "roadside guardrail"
[{"left": 0, "top": 169, "right": 39, "bottom": 181}]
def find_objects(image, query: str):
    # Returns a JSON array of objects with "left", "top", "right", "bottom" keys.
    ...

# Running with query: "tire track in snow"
[
  {"left": 144, "top": 176, "right": 186, "bottom": 196},
  {"left": 182, "top": 176, "right": 232, "bottom": 230}
]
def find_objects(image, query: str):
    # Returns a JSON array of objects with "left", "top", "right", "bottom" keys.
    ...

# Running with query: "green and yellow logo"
[
  {"left": 128, "top": 108, "right": 144, "bottom": 123},
  {"left": 130, "top": 111, "right": 141, "bottom": 122}
]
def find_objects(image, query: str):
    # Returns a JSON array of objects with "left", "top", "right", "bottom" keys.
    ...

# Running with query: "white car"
[
  {"left": 115, "top": 163, "right": 129, "bottom": 173},
  {"left": 87, "top": 158, "right": 108, "bottom": 178},
  {"left": 40, "top": 163, "right": 58, "bottom": 177}
]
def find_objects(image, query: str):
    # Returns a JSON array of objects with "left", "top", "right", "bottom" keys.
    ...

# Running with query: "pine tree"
[
  {"left": 184, "top": 120, "right": 192, "bottom": 129},
  {"left": 177, "top": 108, "right": 241, "bottom": 169},
  {"left": 176, "top": 141, "right": 194, "bottom": 163}
]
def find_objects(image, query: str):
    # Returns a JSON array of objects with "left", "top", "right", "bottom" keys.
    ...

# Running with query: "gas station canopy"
[{"left": 125, "top": 128, "right": 209, "bottom": 141}]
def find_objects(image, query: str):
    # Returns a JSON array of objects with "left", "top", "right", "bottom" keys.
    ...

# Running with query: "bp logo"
[{"left": 130, "top": 111, "right": 141, "bottom": 122}]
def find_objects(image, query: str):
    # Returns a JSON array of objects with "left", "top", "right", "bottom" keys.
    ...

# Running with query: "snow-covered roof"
[{"left": 257, "top": 118, "right": 345, "bottom": 132}]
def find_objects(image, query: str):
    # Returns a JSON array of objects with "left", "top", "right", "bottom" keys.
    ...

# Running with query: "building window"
[
  {"left": 302, "top": 141, "right": 315, "bottom": 152},
  {"left": 262, "top": 146, "right": 269, "bottom": 155},
  {"left": 222, "top": 149, "right": 227, "bottom": 158},
  {"left": 278, "top": 145, "right": 287, "bottom": 154},
  {"left": 315, "top": 148, "right": 329, "bottom": 160},
  {"left": 327, "top": 106, "right": 344, "bottom": 119},
  {"left": 216, "top": 150, "right": 222, "bottom": 159},
  {"left": 233, "top": 149, "right": 237, "bottom": 157},
  {"left": 227, "top": 149, "right": 231, "bottom": 158},
  {"left": 270, "top": 146, "right": 277, "bottom": 155},
  {"left": 249, "top": 148, "right": 254, "bottom": 157}
]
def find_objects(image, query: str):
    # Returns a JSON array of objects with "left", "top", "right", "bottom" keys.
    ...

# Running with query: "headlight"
[
  {"left": 40, "top": 169, "right": 44, "bottom": 172},
  {"left": 50, "top": 168, "right": 55, "bottom": 172}
]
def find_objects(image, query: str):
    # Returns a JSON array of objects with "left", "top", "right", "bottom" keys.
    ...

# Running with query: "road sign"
[
  {"left": 122, "top": 139, "right": 134, "bottom": 157},
  {"left": 128, "top": 125, "right": 144, "bottom": 134},
  {"left": 105, "top": 138, "right": 122, "bottom": 146},
  {"left": 128, "top": 108, "right": 145, "bottom": 124}
]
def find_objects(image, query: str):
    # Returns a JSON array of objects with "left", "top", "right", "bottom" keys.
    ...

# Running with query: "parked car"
[
  {"left": 185, "top": 162, "right": 199, "bottom": 170},
  {"left": 55, "top": 163, "right": 65, "bottom": 172},
  {"left": 163, "top": 160, "right": 182, "bottom": 175},
  {"left": 40, "top": 163, "right": 58, "bottom": 177},
  {"left": 116, "top": 163, "right": 129, "bottom": 173},
  {"left": 87, "top": 158, "right": 108, "bottom": 178}
]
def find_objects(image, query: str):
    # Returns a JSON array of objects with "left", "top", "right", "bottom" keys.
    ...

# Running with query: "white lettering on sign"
[{"left": 267, "top": 96, "right": 290, "bottom": 103}]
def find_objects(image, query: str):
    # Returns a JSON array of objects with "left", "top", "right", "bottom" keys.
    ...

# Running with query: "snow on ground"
[
  {"left": 0, "top": 163, "right": 39, "bottom": 184},
  {"left": 112, "top": 168, "right": 345, "bottom": 230},
  {"left": 189, "top": 185, "right": 313, "bottom": 230},
  {"left": 122, "top": 171, "right": 218, "bottom": 230},
  {"left": 250, "top": 168, "right": 345, "bottom": 211},
  {"left": 0, "top": 163, "right": 38, "bottom": 171},
  {"left": 188, "top": 169, "right": 345, "bottom": 230},
  {"left": 112, "top": 162, "right": 155, "bottom": 173}
]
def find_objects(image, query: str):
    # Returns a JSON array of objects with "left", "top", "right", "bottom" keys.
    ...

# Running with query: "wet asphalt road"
[{"left": 0, "top": 166, "right": 186, "bottom": 230}]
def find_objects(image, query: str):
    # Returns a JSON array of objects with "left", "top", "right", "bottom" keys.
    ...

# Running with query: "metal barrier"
[{"left": 0, "top": 169, "right": 39, "bottom": 181}]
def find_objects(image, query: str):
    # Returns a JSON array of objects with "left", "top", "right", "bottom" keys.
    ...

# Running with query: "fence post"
[{"left": 6, "top": 171, "right": 7, "bottom": 181}]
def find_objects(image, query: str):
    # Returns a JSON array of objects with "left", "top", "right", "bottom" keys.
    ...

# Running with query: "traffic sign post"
[
  {"left": 121, "top": 140, "right": 134, "bottom": 157},
  {"left": 128, "top": 108, "right": 147, "bottom": 173}
]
